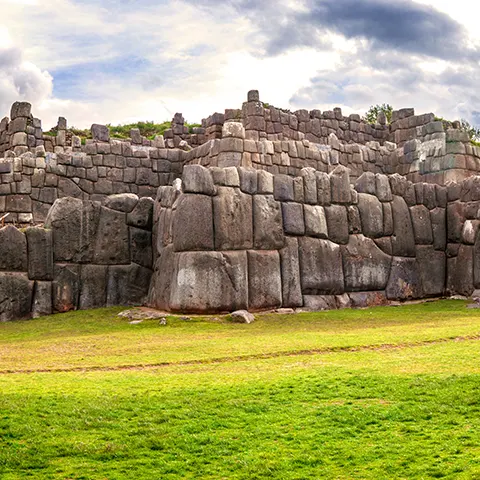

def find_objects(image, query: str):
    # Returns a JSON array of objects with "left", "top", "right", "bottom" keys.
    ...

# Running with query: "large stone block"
[
  {"left": 324, "top": 205, "right": 349, "bottom": 244},
  {"left": 447, "top": 202, "right": 466, "bottom": 243},
  {"left": 0, "top": 273, "right": 34, "bottom": 321},
  {"left": 330, "top": 165, "right": 350, "bottom": 204},
  {"left": 26, "top": 227, "right": 53, "bottom": 280},
  {"left": 280, "top": 237, "right": 303, "bottom": 308},
  {"left": 253, "top": 195, "right": 285, "bottom": 249},
  {"left": 127, "top": 197, "right": 154, "bottom": 230},
  {"left": 182, "top": 165, "right": 215, "bottom": 195},
  {"left": 248, "top": 250, "right": 282, "bottom": 310},
  {"left": 105, "top": 193, "right": 139, "bottom": 213},
  {"left": 46, "top": 198, "right": 101, "bottom": 263},
  {"left": 298, "top": 237, "right": 344, "bottom": 294},
  {"left": 300, "top": 168, "right": 318, "bottom": 204},
  {"left": 304, "top": 205, "right": 328, "bottom": 238},
  {"left": 357, "top": 193, "right": 383, "bottom": 238},
  {"left": 0, "top": 225, "right": 27, "bottom": 272},
  {"left": 416, "top": 246, "right": 445, "bottom": 297},
  {"left": 273, "top": 174, "right": 294, "bottom": 201},
  {"left": 130, "top": 227, "right": 153, "bottom": 268},
  {"left": 32, "top": 281, "right": 52, "bottom": 318},
  {"left": 316, "top": 172, "right": 331, "bottom": 206},
  {"left": 451, "top": 245, "right": 474, "bottom": 296},
  {"left": 410, "top": 205, "right": 433, "bottom": 244},
  {"left": 431, "top": 208, "right": 446, "bottom": 251},
  {"left": 342, "top": 235, "right": 391, "bottom": 292},
  {"left": 386, "top": 257, "right": 422, "bottom": 300},
  {"left": 94, "top": 207, "right": 130, "bottom": 264},
  {"left": 213, "top": 187, "right": 253, "bottom": 250},
  {"left": 53, "top": 264, "right": 80, "bottom": 313},
  {"left": 169, "top": 251, "right": 248, "bottom": 312},
  {"left": 147, "top": 245, "right": 176, "bottom": 310},
  {"left": 79, "top": 264, "right": 108, "bottom": 309},
  {"left": 173, "top": 194, "right": 214, "bottom": 251},
  {"left": 391, "top": 195, "right": 416, "bottom": 257},
  {"left": 107, "top": 264, "right": 152, "bottom": 306},
  {"left": 282, "top": 202, "right": 305, "bottom": 235}
]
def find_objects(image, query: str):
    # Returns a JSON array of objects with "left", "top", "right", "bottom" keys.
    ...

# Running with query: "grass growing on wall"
[{"left": 1, "top": 300, "right": 480, "bottom": 479}]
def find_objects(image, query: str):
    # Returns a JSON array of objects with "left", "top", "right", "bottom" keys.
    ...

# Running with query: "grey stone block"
[
  {"left": 0, "top": 272, "right": 34, "bottom": 321},
  {"left": 248, "top": 250, "right": 282, "bottom": 310},
  {"left": 0, "top": 225, "right": 27, "bottom": 272},
  {"left": 26, "top": 227, "right": 53, "bottom": 280}
]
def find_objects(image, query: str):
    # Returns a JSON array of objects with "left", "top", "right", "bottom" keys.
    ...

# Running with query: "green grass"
[{"left": 1, "top": 300, "right": 480, "bottom": 479}]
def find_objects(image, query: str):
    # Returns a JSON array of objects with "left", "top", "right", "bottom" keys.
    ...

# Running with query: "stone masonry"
[{"left": 0, "top": 91, "right": 480, "bottom": 320}]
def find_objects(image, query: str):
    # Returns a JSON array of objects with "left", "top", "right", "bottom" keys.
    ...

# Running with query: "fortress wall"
[
  {"left": 0, "top": 194, "right": 153, "bottom": 321},
  {"left": 148, "top": 164, "right": 455, "bottom": 313}
]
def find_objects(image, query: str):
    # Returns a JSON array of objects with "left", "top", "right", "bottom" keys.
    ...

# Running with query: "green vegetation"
[
  {"left": 44, "top": 120, "right": 202, "bottom": 142},
  {"left": 1, "top": 300, "right": 480, "bottom": 479},
  {"left": 363, "top": 103, "right": 393, "bottom": 124}
]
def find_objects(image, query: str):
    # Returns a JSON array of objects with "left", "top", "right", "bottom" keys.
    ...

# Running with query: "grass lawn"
[{"left": 1, "top": 299, "right": 480, "bottom": 479}]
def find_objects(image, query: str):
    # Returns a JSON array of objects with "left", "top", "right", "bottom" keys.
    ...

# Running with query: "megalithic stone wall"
[
  {"left": 0, "top": 194, "right": 153, "bottom": 321},
  {"left": 147, "top": 164, "right": 456, "bottom": 313}
]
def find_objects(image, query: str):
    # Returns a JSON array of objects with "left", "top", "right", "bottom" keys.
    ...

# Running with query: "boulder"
[
  {"left": 230, "top": 310, "right": 255, "bottom": 324},
  {"left": 213, "top": 187, "right": 253, "bottom": 250},
  {"left": 105, "top": 193, "right": 139, "bottom": 213},
  {"left": 342, "top": 235, "right": 392, "bottom": 291}
]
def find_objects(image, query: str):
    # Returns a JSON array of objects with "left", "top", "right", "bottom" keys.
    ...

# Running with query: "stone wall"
[
  {"left": 147, "top": 164, "right": 454, "bottom": 313},
  {"left": 0, "top": 194, "right": 153, "bottom": 321}
]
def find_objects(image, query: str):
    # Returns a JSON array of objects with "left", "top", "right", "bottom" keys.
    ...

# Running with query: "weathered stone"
[
  {"left": 431, "top": 208, "right": 446, "bottom": 251},
  {"left": 238, "top": 167, "right": 257, "bottom": 194},
  {"left": 213, "top": 187, "right": 253, "bottom": 250},
  {"left": 107, "top": 264, "right": 152, "bottom": 306},
  {"left": 304, "top": 205, "right": 328, "bottom": 238},
  {"left": 280, "top": 237, "right": 303, "bottom": 308},
  {"left": 300, "top": 168, "right": 318, "bottom": 204},
  {"left": 169, "top": 251, "right": 248, "bottom": 312},
  {"left": 130, "top": 227, "right": 153, "bottom": 268},
  {"left": 147, "top": 245, "right": 176, "bottom": 310},
  {"left": 257, "top": 170, "right": 274, "bottom": 194},
  {"left": 324, "top": 205, "right": 349, "bottom": 244},
  {"left": 386, "top": 257, "right": 422, "bottom": 300},
  {"left": 26, "top": 227, "right": 53, "bottom": 280},
  {"left": 0, "top": 225, "right": 27, "bottom": 271},
  {"left": 94, "top": 207, "right": 130, "bottom": 264},
  {"left": 173, "top": 194, "right": 214, "bottom": 252},
  {"left": 357, "top": 193, "right": 383, "bottom": 238},
  {"left": 182, "top": 165, "right": 215, "bottom": 195},
  {"left": 391, "top": 195, "right": 416, "bottom": 257},
  {"left": 273, "top": 174, "right": 294, "bottom": 201},
  {"left": 10, "top": 101, "right": 31, "bottom": 119},
  {"left": 32, "top": 281, "right": 52, "bottom": 318},
  {"left": 342, "top": 234, "right": 391, "bottom": 291},
  {"left": 253, "top": 195, "right": 284, "bottom": 249},
  {"left": 330, "top": 165, "right": 350, "bottom": 204},
  {"left": 79, "top": 264, "right": 108, "bottom": 309},
  {"left": 105, "top": 193, "right": 139, "bottom": 213},
  {"left": 127, "top": 197, "right": 154, "bottom": 230},
  {"left": 462, "top": 220, "right": 480, "bottom": 245},
  {"left": 316, "top": 172, "right": 331, "bottom": 206},
  {"left": 222, "top": 122, "right": 245, "bottom": 139},
  {"left": 349, "top": 291, "right": 388, "bottom": 308},
  {"left": 447, "top": 202, "right": 466, "bottom": 243},
  {"left": 410, "top": 205, "right": 433, "bottom": 244},
  {"left": 298, "top": 237, "right": 344, "bottom": 294},
  {"left": 282, "top": 202, "right": 305, "bottom": 235},
  {"left": 416, "top": 246, "right": 445, "bottom": 297},
  {"left": 355, "top": 172, "right": 376, "bottom": 195},
  {"left": 52, "top": 263, "right": 80, "bottom": 313},
  {"left": 451, "top": 245, "right": 474, "bottom": 296},
  {"left": 230, "top": 310, "right": 255, "bottom": 323},
  {"left": 375, "top": 174, "right": 393, "bottom": 202},
  {"left": 303, "top": 295, "right": 337, "bottom": 311},
  {"left": 248, "top": 250, "right": 282, "bottom": 310},
  {"left": 91, "top": 124, "right": 110, "bottom": 142},
  {"left": 0, "top": 273, "right": 34, "bottom": 321}
]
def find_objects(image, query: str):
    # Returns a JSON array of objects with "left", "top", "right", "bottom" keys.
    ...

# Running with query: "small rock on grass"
[
  {"left": 119, "top": 308, "right": 166, "bottom": 321},
  {"left": 230, "top": 310, "right": 255, "bottom": 324}
]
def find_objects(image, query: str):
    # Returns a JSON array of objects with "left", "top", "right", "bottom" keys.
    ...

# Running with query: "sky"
[{"left": 1, "top": 0, "right": 479, "bottom": 129}]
